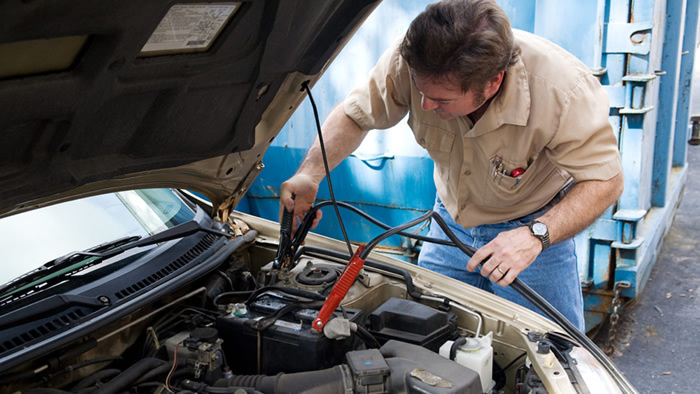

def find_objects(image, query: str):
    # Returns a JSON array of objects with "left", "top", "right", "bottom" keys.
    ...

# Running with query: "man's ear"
[{"left": 485, "top": 70, "right": 505, "bottom": 97}]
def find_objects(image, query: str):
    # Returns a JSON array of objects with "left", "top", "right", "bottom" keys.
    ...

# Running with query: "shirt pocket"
[{"left": 484, "top": 153, "right": 538, "bottom": 205}]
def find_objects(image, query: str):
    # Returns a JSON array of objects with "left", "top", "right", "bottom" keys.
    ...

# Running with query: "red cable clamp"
[{"left": 312, "top": 245, "right": 366, "bottom": 332}]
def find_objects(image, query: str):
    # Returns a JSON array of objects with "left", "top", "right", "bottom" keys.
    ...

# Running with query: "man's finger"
[
  {"left": 467, "top": 247, "right": 492, "bottom": 272},
  {"left": 311, "top": 210, "right": 323, "bottom": 229}
]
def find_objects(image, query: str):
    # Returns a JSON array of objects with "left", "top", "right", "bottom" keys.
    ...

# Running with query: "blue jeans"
[{"left": 418, "top": 195, "right": 585, "bottom": 332}]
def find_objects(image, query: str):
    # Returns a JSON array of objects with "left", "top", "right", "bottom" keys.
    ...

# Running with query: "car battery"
[
  {"left": 216, "top": 295, "right": 363, "bottom": 375},
  {"left": 368, "top": 297, "right": 458, "bottom": 352}
]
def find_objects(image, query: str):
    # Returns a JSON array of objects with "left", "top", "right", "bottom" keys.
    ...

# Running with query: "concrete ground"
[
  {"left": 605, "top": 145, "right": 700, "bottom": 393},
  {"left": 601, "top": 48, "right": 700, "bottom": 394}
]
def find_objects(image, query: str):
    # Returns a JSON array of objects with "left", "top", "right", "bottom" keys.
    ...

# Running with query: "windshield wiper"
[{"left": 0, "top": 220, "right": 231, "bottom": 301}]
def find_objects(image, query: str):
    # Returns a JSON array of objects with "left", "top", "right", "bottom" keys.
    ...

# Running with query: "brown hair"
[{"left": 400, "top": 0, "right": 520, "bottom": 93}]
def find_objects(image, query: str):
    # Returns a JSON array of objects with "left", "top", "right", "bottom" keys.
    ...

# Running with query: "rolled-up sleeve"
[
  {"left": 344, "top": 40, "right": 412, "bottom": 131},
  {"left": 545, "top": 73, "right": 622, "bottom": 182}
]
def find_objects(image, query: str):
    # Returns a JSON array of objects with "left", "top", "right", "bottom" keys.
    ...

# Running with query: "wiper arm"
[
  {"left": 0, "top": 220, "right": 231, "bottom": 301},
  {"left": 52, "top": 235, "right": 142, "bottom": 264},
  {"left": 0, "top": 235, "right": 141, "bottom": 301},
  {"left": 0, "top": 293, "right": 105, "bottom": 329},
  {"left": 106, "top": 220, "right": 230, "bottom": 255}
]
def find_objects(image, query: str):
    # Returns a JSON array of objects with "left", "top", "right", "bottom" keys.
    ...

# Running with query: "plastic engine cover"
[{"left": 368, "top": 297, "right": 458, "bottom": 351}]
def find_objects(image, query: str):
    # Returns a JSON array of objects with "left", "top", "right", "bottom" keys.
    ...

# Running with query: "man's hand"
[
  {"left": 280, "top": 173, "right": 322, "bottom": 234},
  {"left": 466, "top": 173, "right": 624, "bottom": 287},
  {"left": 467, "top": 226, "right": 542, "bottom": 286},
  {"left": 278, "top": 102, "right": 370, "bottom": 235}
]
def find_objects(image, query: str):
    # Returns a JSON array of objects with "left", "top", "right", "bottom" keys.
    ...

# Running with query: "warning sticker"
[{"left": 140, "top": 3, "right": 240, "bottom": 55}]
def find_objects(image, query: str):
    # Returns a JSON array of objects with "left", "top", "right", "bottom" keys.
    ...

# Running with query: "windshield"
[{"left": 0, "top": 189, "right": 196, "bottom": 285}]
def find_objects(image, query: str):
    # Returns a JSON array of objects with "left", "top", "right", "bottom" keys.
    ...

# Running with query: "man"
[{"left": 279, "top": 0, "right": 623, "bottom": 331}]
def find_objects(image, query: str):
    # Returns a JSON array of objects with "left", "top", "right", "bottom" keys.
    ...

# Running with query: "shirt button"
[
  {"left": 464, "top": 169, "right": 471, "bottom": 176},
  {"left": 419, "top": 138, "right": 426, "bottom": 144}
]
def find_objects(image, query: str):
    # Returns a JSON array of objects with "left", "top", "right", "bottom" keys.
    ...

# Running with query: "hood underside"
[{"left": 0, "top": 0, "right": 379, "bottom": 217}]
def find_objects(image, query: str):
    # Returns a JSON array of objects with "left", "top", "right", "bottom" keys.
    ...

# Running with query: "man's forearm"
[
  {"left": 539, "top": 173, "right": 624, "bottom": 244},
  {"left": 296, "top": 103, "right": 369, "bottom": 183}
]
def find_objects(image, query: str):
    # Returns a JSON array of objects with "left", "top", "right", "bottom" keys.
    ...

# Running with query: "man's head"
[{"left": 400, "top": 0, "right": 519, "bottom": 119}]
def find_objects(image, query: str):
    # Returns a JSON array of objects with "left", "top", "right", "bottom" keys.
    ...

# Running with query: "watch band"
[{"left": 539, "top": 229, "right": 550, "bottom": 250}]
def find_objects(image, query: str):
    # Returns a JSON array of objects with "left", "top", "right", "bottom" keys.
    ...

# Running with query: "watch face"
[{"left": 532, "top": 222, "right": 547, "bottom": 236}]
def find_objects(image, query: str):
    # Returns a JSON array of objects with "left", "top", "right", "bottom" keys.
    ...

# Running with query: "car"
[{"left": 0, "top": 1, "right": 637, "bottom": 393}]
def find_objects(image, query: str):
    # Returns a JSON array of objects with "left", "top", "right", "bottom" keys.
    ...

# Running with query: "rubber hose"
[
  {"left": 449, "top": 337, "right": 467, "bottom": 360},
  {"left": 88, "top": 357, "right": 167, "bottom": 394},
  {"left": 212, "top": 365, "right": 353, "bottom": 394},
  {"left": 71, "top": 368, "right": 121, "bottom": 392}
]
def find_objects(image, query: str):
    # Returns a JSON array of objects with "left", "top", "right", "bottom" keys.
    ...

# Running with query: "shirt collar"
[{"left": 465, "top": 57, "right": 531, "bottom": 137}]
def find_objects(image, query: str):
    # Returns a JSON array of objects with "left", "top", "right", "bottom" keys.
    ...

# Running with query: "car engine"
[{"left": 0, "top": 216, "right": 577, "bottom": 394}]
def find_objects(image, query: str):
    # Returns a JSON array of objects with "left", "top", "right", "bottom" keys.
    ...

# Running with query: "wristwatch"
[{"left": 529, "top": 221, "right": 550, "bottom": 251}]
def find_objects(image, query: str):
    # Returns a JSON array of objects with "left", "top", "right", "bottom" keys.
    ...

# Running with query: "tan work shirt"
[{"left": 344, "top": 29, "right": 622, "bottom": 228}]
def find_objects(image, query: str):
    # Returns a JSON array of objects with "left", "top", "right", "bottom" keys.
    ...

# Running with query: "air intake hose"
[{"left": 183, "top": 364, "right": 353, "bottom": 393}]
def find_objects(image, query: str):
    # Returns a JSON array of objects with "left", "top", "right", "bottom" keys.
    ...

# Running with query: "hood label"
[{"left": 141, "top": 3, "right": 240, "bottom": 55}]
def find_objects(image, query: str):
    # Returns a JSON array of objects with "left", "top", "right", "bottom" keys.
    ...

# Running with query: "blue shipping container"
[{"left": 238, "top": 0, "right": 700, "bottom": 332}]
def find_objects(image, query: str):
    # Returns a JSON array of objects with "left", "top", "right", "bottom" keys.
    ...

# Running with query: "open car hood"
[{"left": 0, "top": 0, "right": 379, "bottom": 218}]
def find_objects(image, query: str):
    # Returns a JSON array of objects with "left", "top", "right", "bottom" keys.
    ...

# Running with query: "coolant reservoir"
[{"left": 439, "top": 331, "right": 493, "bottom": 393}]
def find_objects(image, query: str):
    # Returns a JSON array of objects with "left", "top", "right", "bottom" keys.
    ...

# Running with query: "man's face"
[{"left": 412, "top": 73, "right": 496, "bottom": 121}]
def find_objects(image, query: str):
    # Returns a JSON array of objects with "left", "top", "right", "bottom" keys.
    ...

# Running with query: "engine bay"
[{"left": 0, "top": 215, "right": 590, "bottom": 394}]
